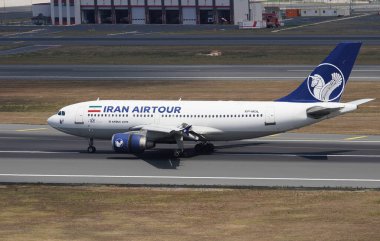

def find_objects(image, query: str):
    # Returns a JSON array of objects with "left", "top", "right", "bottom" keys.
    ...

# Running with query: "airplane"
[{"left": 48, "top": 42, "right": 373, "bottom": 157}]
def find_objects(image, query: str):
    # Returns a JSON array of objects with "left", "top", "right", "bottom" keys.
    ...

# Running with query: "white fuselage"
[{"left": 47, "top": 100, "right": 356, "bottom": 142}]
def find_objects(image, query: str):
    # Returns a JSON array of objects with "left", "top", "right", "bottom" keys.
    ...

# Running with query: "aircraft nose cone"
[{"left": 47, "top": 115, "right": 58, "bottom": 127}]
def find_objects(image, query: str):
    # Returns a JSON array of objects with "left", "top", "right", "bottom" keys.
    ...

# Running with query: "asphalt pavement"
[
  {"left": 0, "top": 124, "right": 379, "bottom": 188},
  {"left": 0, "top": 64, "right": 379, "bottom": 81},
  {"left": 2, "top": 35, "right": 380, "bottom": 46}
]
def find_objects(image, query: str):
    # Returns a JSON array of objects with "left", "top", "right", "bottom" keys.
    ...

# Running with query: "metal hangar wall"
[{"left": 49, "top": 0, "right": 251, "bottom": 25}]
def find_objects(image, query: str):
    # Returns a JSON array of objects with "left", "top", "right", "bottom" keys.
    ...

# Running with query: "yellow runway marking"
[
  {"left": 15, "top": 128, "right": 48, "bottom": 132},
  {"left": 344, "top": 136, "right": 367, "bottom": 141}
]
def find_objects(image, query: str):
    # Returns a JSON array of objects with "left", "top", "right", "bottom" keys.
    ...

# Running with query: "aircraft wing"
[{"left": 129, "top": 123, "right": 222, "bottom": 141}]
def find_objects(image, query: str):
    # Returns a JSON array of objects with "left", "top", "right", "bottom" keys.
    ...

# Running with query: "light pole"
[
  {"left": 349, "top": 0, "right": 352, "bottom": 15},
  {"left": 2, "top": 0, "right": 6, "bottom": 25}
]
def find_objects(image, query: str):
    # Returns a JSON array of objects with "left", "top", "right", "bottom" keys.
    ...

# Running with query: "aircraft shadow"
[
  {"left": 215, "top": 149, "right": 355, "bottom": 161},
  {"left": 82, "top": 140, "right": 373, "bottom": 169},
  {"left": 107, "top": 149, "right": 181, "bottom": 169}
]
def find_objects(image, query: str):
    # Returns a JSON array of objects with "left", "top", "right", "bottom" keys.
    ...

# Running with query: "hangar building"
[{"left": 33, "top": 0, "right": 258, "bottom": 25}]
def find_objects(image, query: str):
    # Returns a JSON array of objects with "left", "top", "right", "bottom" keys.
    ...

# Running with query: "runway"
[
  {"left": 1, "top": 124, "right": 379, "bottom": 188},
  {"left": 2, "top": 35, "right": 380, "bottom": 46},
  {"left": 0, "top": 33, "right": 380, "bottom": 46},
  {"left": 0, "top": 65, "right": 379, "bottom": 81}
]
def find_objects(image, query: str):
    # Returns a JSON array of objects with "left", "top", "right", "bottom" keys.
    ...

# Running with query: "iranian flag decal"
[{"left": 88, "top": 105, "right": 102, "bottom": 113}]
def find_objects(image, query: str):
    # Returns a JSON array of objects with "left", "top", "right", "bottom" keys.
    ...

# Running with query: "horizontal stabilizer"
[
  {"left": 346, "top": 98, "right": 374, "bottom": 106},
  {"left": 306, "top": 106, "right": 343, "bottom": 119}
]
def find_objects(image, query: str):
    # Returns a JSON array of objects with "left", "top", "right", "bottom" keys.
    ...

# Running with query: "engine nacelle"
[{"left": 112, "top": 133, "right": 155, "bottom": 153}]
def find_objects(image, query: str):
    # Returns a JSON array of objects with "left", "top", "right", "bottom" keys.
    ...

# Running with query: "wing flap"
[{"left": 128, "top": 124, "right": 221, "bottom": 141}]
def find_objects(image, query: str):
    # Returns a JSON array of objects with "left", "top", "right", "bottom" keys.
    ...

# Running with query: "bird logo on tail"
[{"left": 307, "top": 63, "right": 345, "bottom": 102}]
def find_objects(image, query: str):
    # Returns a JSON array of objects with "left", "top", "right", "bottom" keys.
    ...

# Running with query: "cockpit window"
[
  {"left": 62, "top": 111, "right": 65, "bottom": 116},
  {"left": 58, "top": 111, "right": 65, "bottom": 116}
]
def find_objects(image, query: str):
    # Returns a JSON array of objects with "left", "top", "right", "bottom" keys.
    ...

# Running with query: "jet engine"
[{"left": 112, "top": 133, "right": 155, "bottom": 153}]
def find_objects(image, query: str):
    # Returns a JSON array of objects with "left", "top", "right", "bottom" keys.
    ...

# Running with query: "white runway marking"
[
  {"left": 4, "top": 29, "right": 46, "bottom": 37},
  {"left": 218, "top": 153, "right": 380, "bottom": 158},
  {"left": 0, "top": 76, "right": 379, "bottom": 80},
  {"left": 1, "top": 174, "right": 380, "bottom": 182},
  {"left": 107, "top": 31, "right": 138, "bottom": 36},
  {"left": 0, "top": 151, "right": 79, "bottom": 154},
  {"left": 289, "top": 69, "right": 380, "bottom": 72},
  {"left": 0, "top": 150, "right": 378, "bottom": 157},
  {"left": 344, "top": 136, "right": 368, "bottom": 141},
  {"left": 272, "top": 14, "right": 371, "bottom": 33},
  {"left": 249, "top": 139, "right": 380, "bottom": 143},
  {"left": 15, "top": 128, "right": 48, "bottom": 132}
]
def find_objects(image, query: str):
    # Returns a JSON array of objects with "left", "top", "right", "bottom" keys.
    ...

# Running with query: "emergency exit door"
[
  {"left": 75, "top": 106, "right": 84, "bottom": 124},
  {"left": 265, "top": 107, "right": 276, "bottom": 126}
]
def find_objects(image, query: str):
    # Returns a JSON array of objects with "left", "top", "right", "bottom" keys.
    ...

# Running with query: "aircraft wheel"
[
  {"left": 194, "top": 143, "right": 214, "bottom": 154},
  {"left": 173, "top": 149, "right": 183, "bottom": 158},
  {"left": 204, "top": 143, "right": 215, "bottom": 154},
  {"left": 194, "top": 143, "right": 204, "bottom": 153},
  {"left": 87, "top": 146, "right": 96, "bottom": 153}
]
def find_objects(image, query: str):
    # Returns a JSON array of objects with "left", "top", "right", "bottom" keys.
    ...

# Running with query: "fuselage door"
[
  {"left": 265, "top": 107, "right": 276, "bottom": 126},
  {"left": 154, "top": 113, "right": 160, "bottom": 124},
  {"left": 75, "top": 106, "right": 85, "bottom": 124}
]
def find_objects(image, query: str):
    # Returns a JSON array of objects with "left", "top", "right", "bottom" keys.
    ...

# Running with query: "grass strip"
[
  {"left": 1, "top": 45, "right": 380, "bottom": 65},
  {"left": 0, "top": 185, "right": 379, "bottom": 241}
]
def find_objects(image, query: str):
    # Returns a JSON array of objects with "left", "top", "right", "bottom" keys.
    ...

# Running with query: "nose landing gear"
[{"left": 87, "top": 138, "right": 96, "bottom": 153}]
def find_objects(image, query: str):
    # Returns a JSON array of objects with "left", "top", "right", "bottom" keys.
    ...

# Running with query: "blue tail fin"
[{"left": 277, "top": 42, "right": 362, "bottom": 103}]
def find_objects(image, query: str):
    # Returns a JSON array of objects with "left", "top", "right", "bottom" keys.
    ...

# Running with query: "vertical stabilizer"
[{"left": 277, "top": 42, "right": 362, "bottom": 103}]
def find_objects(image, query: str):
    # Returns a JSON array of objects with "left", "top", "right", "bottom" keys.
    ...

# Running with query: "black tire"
[
  {"left": 173, "top": 150, "right": 183, "bottom": 158},
  {"left": 87, "top": 146, "right": 96, "bottom": 153},
  {"left": 194, "top": 143, "right": 203, "bottom": 153},
  {"left": 205, "top": 143, "right": 215, "bottom": 154}
]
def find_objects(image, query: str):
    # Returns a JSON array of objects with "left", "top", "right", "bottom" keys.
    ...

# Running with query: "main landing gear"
[
  {"left": 87, "top": 138, "right": 96, "bottom": 153},
  {"left": 173, "top": 135, "right": 185, "bottom": 158},
  {"left": 173, "top": 140, "right": 215, "bottom": 158},
  {"left": 194, "top": 142, "right": 214, "bottom": 154}
]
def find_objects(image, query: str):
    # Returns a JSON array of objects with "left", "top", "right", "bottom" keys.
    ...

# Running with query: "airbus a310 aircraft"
[{"left": 48, "top": 42, "right": 373, "bottom": 157}]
